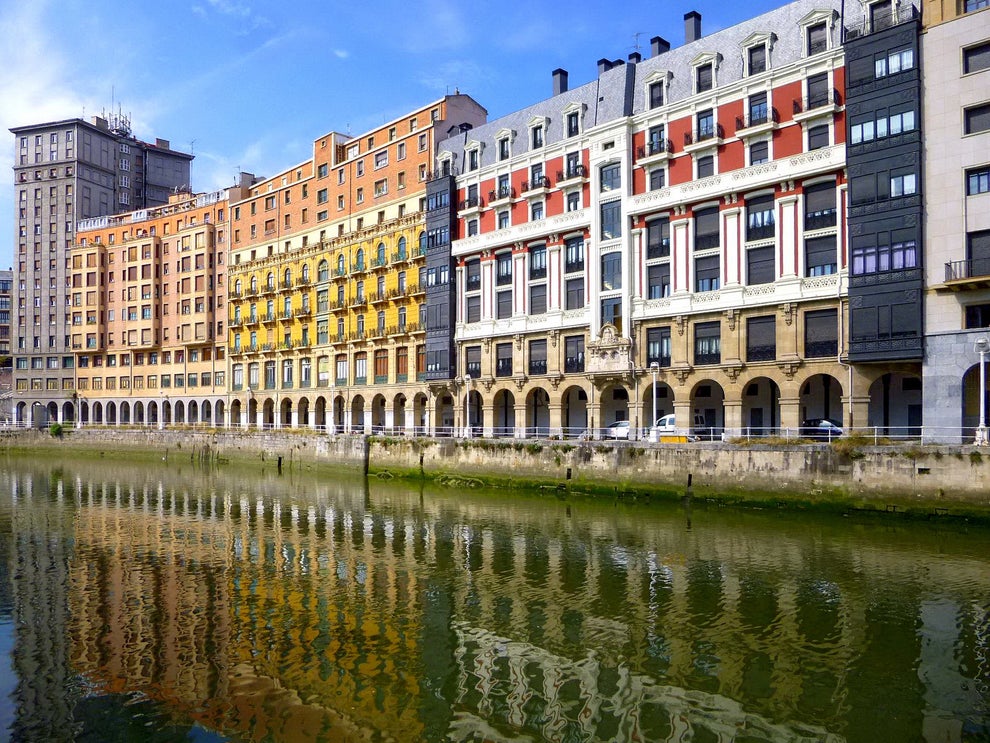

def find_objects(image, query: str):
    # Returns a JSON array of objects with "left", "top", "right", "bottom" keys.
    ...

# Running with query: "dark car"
[{"left": 800, "top": 418, "right": 843, "bottom": 440}]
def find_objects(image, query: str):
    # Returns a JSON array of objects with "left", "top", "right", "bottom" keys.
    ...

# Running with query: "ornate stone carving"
[
  {"left": 725, "top": 308, "right": 737, "bottom": 331},
  {"left": 675, "top": 314, "right": 688, "bottom": 336},
  {"left": 585, "top": 324, "right": 632, "bottom": 377},
  {"left": 779, "top": 302, "right": 797, "bottom": 326},
  {"left": 548, "top": 329, "right": 559, "bottom": 348},
  {"left": 777, "top": 359, "right": 801, "bottom": 379}
]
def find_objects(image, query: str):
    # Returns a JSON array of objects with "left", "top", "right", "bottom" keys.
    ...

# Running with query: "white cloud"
[{"left": 333, "top": 49, "right": 349, "bottom": 59}]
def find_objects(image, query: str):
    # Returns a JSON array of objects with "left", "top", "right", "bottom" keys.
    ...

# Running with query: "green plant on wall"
[{"left": 49, "top": 423, "right": 64, "bottom": 438}]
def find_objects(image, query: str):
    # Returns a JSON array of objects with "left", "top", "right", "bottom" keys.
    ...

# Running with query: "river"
[{"left": 0, "top": 456, "right": 986, "bottom": 742}]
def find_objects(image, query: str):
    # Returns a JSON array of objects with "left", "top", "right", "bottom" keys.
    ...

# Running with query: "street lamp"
[
  {"left": 975, "top": 337, "right": 989, "bottom": 446},
  {"left": 464, "top": 374, "right": 472, "bottom": 438},
  {"left": 649, "top": 362, "right": 659, "bottom": 441}
]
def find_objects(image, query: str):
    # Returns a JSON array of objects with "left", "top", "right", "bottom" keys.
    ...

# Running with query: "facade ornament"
[
  {"left": 673, "top": 367, "right": 692, "bottom": 386},
  {"left": 777, "top": 359, "right": 801, "bottom": 380},
  {"left": 548, "top": 329, "right": 559, "bottom": 348},
  {"left": 675, "top": 314, "right": 688, "bottom": 336},
  {"left": 514, "top": 333, "right": 524, "bottom": 350},
  {"left": 779, "top": 302, "right": 797, "bottom": 326},
  {"left": 514, "top": 376, "right": 527, "bottom": 392},
  {"left": 725, "top": 308, "right": 737, "bottom": 331}
]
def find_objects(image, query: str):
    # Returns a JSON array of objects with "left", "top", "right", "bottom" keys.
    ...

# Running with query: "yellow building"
[{"left": 226, "top": 95, "right": 487, "bottom": 430}]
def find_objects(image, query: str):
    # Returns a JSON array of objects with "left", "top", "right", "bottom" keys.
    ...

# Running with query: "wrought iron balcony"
[
  {"left": 793, "top": 90, "right": 841, "bottom": 116},
  {"left": 735, "top": 108, "right": 780, "bottom": 132},
  {"left": 636, "top": 138, "right": 674, "bottom": 159},
  {"left": 746, "top": 345, "right": 776, "bottom": 362},
  {"left": 946, "top": 258, "right": 990, "bottom": 283}
]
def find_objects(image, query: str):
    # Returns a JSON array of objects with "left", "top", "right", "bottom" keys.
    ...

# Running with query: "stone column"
[
  {"left": 723, "top": 398, "right": 743, "bottom": 438},
  {"left": 778, "top": 395, "right": 801, "bottom": 433},
  {"left": 514, "top": 401, "right": 527, "bottom": 438},
  {"left": 482, "top": 400, "right": 495, "bottom": 438}
]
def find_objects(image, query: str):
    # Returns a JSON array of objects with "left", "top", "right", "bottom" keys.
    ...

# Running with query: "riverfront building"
[
  {"left": 921, "top": 0, "right": 990, "bottom": 438},
  {"left": 433, "top": 0, "right": 887, "bottom": 438},
  {"left": 9, "top": 115, "right": 192, "bottom": 426},
  {"left": 67, "top": 182, "right": 251, "bottom": 427},
  {"left": 225, "top": 96, "right": 487, "bottom": 431}
]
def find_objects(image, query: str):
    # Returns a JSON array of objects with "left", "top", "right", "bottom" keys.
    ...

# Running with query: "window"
[
  {"left": 804, "top": 182, "right": 837, "bottom": 229},
  {"left": 968, "top": 230, "right": 990, "bottom": 277},
  {"left": 497, "top": 290, "right": 512, "bottom": 319},
  {"left": 529, "top": 339, "right": 547, "bottom": 375},
  {"left": 531, "top": 201, "right": 544, "bottom": 221},
  {"left": 646, "top": 327, "right": 671, "bottom": 367},
  {"left": 964, "top": 41, "right": 990, "bottom": 74},
  {"left": 647, "top": 218, "right": 670, "bottom": 259},
  {"left": 747, "top": 316, "right": 776, "bottom": 362},
  {"left": 495, "top": 343, "right": 512, "bottom": 377},
  {"left": 565, "top": 237, "right": 584, "bottom": 272},
  {"left": 567, "top": 191, "right": 581, "bottom": 211},
  {"left": 600, "top": 163, "right": 620, "bottom": 192},
  {"left": 750, "top": 141, "right": 769, "bottom": 165},
  {"left": 601, "top": 297, "right": 622, "bottom": 334},
  {"left": 466, "top": 259, "right": 481, "bottom": 291},
  {"left": 966, "top": 0, "right": 990, "bottom": 11},
  {"left": 746, "top": 194, "right": 775, "bottom": 241},
  {"left": 808, "top": 124, "right": 830, "bottom": 150},
  {"left": 565, "top": 336, "right": 585, "bottom": 373},
  {"left": 647, "top": 264, "right": 670, "bottom": 299},
  {"left": 747, "top": 245, "right": 775, "bottom": 285},
  {"left": 696, "top": 63, "right": 713, "bottom": 92},
  {"left": 694, "top": 206, "right": 720, "bottom": 250},
  {"left": 496, "top": 253, "right": 512, "bottom": 285},
  {"left": 696, "top": 155, "right": 715, "bottom": 178},
  {"left": 851, "top": 238, "right": 917, "bottom": 275},
  {"left": 966, "top": 303, "right": 990, "bottom": 328},
  {"left": 695, "top": 255, "right": 720, "bottom": 292},
  {"left": 601, "top": 253, "right": 622, "bottom": 291},
  {"left": 748, "top": 44, "right": 767, "bottom": 75},
  {"left": 497, "top": 211, "right": 509, "bottom": 229},
  {"left": 465, "top": 345, "right": 481, "bottom": 377},
  {"left": 805, "top": 309, "right": 837, "bottom": 357},
  {"left": 890, "top": 172, "right": 917, "bottom": 198},
  {"left": 565, "top": 277, "right": 585, "bottom": 309},
  {"left": 601, "top": 201, "right": 621, "bottom": 240},
  {"left": 696, "top": 109, "right": 715, "bottom": 139},
  {"left": 875, "top": 47, "right": 914, "bottom": 78},
  {"left": 968, "top": 166, "right": 990, "bottom": 195},
  {"left": 566, "top": 111, "right": 580, "bottom": 137},
  {"left": 807, "top": 22, "right": 827, "bottom": 55},
  {"left": 649, "top": 81, "right": 664, "bottom": 108},
  {"left": 530, "top": 246, "right": 547, "bottom": 279},
  {"left": 498, "top": 137, "right": 509, "bottom": 160},
  {"left": 748, "top": 92, "right": 769, "bottom": 126},
  {"left": 694, "top": 322, "right": 721, "bottom": 365},
  {"left": 531, "top": 125, "right": 544, "bottom": 148},
  {"left": 374, "top": 151, "right": 387, "bottom": 169},
  {"left": 529, "top": 283, "right": 547, "bottom": 315},
  {"left": 466, "top": 295, "right": 481, "bottom": 323},
  {"left": 807, "top": 72, "right": 830, "bottom": 108},
  {"left": 964, "top": 103, "right": 990, "bottom": 135},
  {"left": 468, "top": 149, "right": 479, "bottom": 170},
  {"left": 806, "top": 235, "right": 837, "bottom": 276}
]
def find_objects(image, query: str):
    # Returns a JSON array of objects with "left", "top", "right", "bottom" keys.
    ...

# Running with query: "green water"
[{"left": 0, "top": 457, "right": 987, "bottom": 742}]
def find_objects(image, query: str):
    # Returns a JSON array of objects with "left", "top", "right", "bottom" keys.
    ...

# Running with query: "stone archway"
[
  {"left": 526, "top": 388, "right": 550, "bottom": 437},
  {"left": 393, "top": 394, "right": 407, "bottom": 434},
  {"left": 560, "top": 385, "right": 588, "bottom": 438},
  {"left": 493, "top": 389, "right": 516, "bottom": 437},
  {"left": 799, "top": 374, "right": 843, "bottom": 428},
  {"left": 741, "top": 376, "right": 781, "bottom": 436},
  {"left": 869, "top": 372, "right": 922, "bottom": 438},
  {"left": 351, "top": 395, "right": 366, "bottom": 434},
  {"left": 412, "top": 393, "right": 428, "bottom": 435},
  {"left": 690, "top": 379, "right": 725, "bottom": 440},
  {"left": 641, "top": 379, "right": 674, "bottom": 428},
  {"left": 371, "top": 394, "right": 387, "bottom": 433}
]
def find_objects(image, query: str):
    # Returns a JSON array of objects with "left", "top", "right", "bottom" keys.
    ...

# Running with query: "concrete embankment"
[{"left": 3, "top": 428, "right": 989, "bottom": 518}]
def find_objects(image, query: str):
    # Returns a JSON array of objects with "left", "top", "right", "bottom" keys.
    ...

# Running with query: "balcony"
[
  {"left": 262, "top": 282, "right": 277, "bottom": 295},
  {"left": 646, "top": 355, "right": 671, "bottom": 369},
  {"left": 334, "top": 267, "right": 347, "bottom": 278},
  {"left": 229, "top": 318, "right": 243, "bottom": 328},
  {"left": 458, "top": 195, "right": 483, "bottom": 214},
  {"left": 495, "top": 359, "right": 512, "bottom": 377},
  {"left": 465, "top": 362, "right": 482, "bottom": 377},
  {"left": 295, "top": 276, "right": 310, "bottom": 287},
  {"left": 296, "top": 306, "right": 312, "bottom": 318},
  {"left": 793, "top": 90, "right": 841, "bottom": 122},
  {"left": 556, "top": 164, "right": 587, "bottom": 186},
  {"left": 261, "top": 312, "right": 277, "bottom": 324},
  {"left": 521, "top": 176, "right": 551, "bottom": 195},
  {"left": 735, "top": 108, "right": 780, "bottom": 137},
  {"left": 746, "top": 344, "right": 777, "bottom": 362},
  {"left": 564, "top": 356, "right": 584, "bottom": 373},
  {"left": 695, "top": 352, "right": 721, "bottom": 366},
  {"left": 281, "top": 279, "right": 293, "bottom": 291},
  {"left": 695, "top": 234, "right": 720, "bottom": 251},
  {"left": 805, "top": 340, "right": 838, "bottom": 358},
  {"left": 280, "top": 310, "right": 293, "bottom": 321},
  {"left": 944, "top": 258, "right": 990, "bottom": 290},
  {"left": 391, "top": 249, "right": 409, "bottom": 263},
  {"left": 528, "top": 359, "right": 547, "bottom": 376},
  {"left": 465, "top": 276, "right": 481, "bottom": 292},
  {"left": 636, "top": 138, "right": 674, "bottom": 164},
  {"left": 488, "top": 185, "right": 515, "bottom": 207},
  {"left": 746, "top": 224, "right": 776, "bottom": 242},
  {"left": 369, "top": 292, "right": 388, "bottom": 305},
  {"left": 646, "top": 240, "right": 670, "bottom": 260},
  {"left": 371, "top": 256, "right": 388, "bottom": 269},
  {"left": 683, "top": 124, "right": 724, "bottom": 153}
]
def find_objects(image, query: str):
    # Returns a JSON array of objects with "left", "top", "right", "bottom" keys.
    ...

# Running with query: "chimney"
[
  {"left": 651, "top": 36, "right": 670, "bottom": 56},
  {"left": 684, "top": 11, "right": 701, "bottom": 43},
  {"left": 628, "top": 52, "right": 642, "bottom": 64},
  {"left": 597, "top": 58, "right": 612, "bottom": 75},
  {"left": 552, "top": 68, "right": 569, "bottom": 96}
]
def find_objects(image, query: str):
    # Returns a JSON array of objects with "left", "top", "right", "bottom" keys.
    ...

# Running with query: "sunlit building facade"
[{"left": 225, "top": 96, "right": 487, "bottom": 431}]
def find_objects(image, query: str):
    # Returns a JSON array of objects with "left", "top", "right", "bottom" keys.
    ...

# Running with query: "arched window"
[
  {"left": 318, "top": 260, "right": 329, "bottom": 281},
  {"left": 234, "top": 278, "right": 242, "bottom": 295},
  {"left": 266, "top": 272, "right": 275, "bottom": 290},
  {"left": 376, "top": 242, "right": 386, "bottom": 265},
  {"left": 283, "top": 267, "right": 292, "bottom": 287},
  {"left": 336, "top": 254, "right": 345, "bottom": 275},
  {"left": 250, "top": 276, "right": 258, "bottom": 292},
  {"left": 398, "top": 306, "right": 407, "bottom": 328},
  {"left": 301, "top": 263, "right": 310, "bottom": 282},
  {"left": 397, "top": 236, "right": 407, "bottom": 259},
  {"left": 356, "top": 248, "right": 365, "bottom": 270}
]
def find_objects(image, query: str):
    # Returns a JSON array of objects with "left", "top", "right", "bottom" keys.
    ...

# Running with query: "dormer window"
[
  {"left": 465, "top": 140, "right": 482, "bottom": 171},
  {"left": 800, "top": 9, "right": 837, "bottom": 56},
  {"left": 498, "top": 137, "right": 509, "bottom": 161},
  {"left": 696, "top": 63, "right": 713, "bottom": 92},
  {"left": 808, "top": 23, "right": 827, "bottom": 54},
  {"left": 532, "top": 125, "right": 544, "bottom": 148},
  {"left": 528, "top": 116, "right": 549, "bottom": 150},
  {"left": 561, "top": 102, "right": 586, "bottom": 139},
  {"left": 650, "top": 82, "right": 663, "bottom": 108},
  {"left": 644, "top": 70, "right": 671, "bottom": 110},
  {"left": 749, "top": 45, "right": 766, "bottom": 74}
]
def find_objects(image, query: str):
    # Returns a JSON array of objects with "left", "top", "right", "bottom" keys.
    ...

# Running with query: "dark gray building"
[{"left": 10, "top": 115, "right": 192, "bottom": 426}]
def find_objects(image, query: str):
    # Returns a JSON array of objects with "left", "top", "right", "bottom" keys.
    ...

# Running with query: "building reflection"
[{"left": 1, "top": 464, "right": 987, "bottom": 741}]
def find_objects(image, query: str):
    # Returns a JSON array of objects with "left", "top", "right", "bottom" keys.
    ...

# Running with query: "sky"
[{"left": 0, "top": 0, "right": 785, "bottom": 271}]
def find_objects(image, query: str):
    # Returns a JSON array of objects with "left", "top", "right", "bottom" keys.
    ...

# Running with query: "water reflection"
[{"left": 0, "top": 459, "right": 988, "bottom": 742}]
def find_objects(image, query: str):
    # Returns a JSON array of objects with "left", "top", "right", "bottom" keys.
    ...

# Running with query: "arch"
[
  {"left": 526, "top": 387, "right": 550, "bottom": 436},
  {"left": 298, "top": 397, "right": 310, "bottom": 428},
  {"left": 393, "top": 393, "right": 407, "bottom": 433},
  {"left": 740, "top": 376, "right": 781, "bottom": 437},
  {"left": 355, "top": 248, "right": 365, "bottom": 270},
  {"left": 174, "top": 400, "right": 186, "bottom": 424},
  {"left": 262, "top": 398, "right": 275, "bottom": 429},
  {"left": 962, "top": 364, "right": 988, "bottom": 443},
  {"left": 799, "top": 373, "right": 843, "bottom": 428},
  {"left": 371, "top": 394, "right": 387, "bottom": 433},
  {"left": 319, "top": 259, "right": 330, "bottom": 282},
  {"left": 188, "top": 400, "right": 199, "bottom": 424},
  {"left": 106, "top": 401, "right": 117, "bottom": 425},
  {"left": 250, "top": 275, "right": 258, "bottom": 292},
  {"left": 247, "top": 397, "right": 259, "bottom": 427},
  {"left": 46, "top": 401, "right": 58, "bottom": 424},
  {"left": 413, "top": 393, "right": 429, "bottom": 435},
  {"left": 376, "top": 242, "right": 386, "bottom": 266},
  {"left": 397, "top": 236, "right": 407, "bottom": 260},
  {"left": 80, "top": 401, "right": 91, "bottom": 426},
  {"left": 493, "top": 389, "right": 516, "bottom": 436},
  {"left": 560, "top": 385, "right": 588, "bottom": 438},
  {"left": 351, "top": 394, "right": 366, "bottom": 433},
  {"left": 62, "top": 401, "right": 75, "bottom": 424},
  {"left": 120, "top": 401, "right": 131, "bottom": 425},
  {"left": 467, "top": 389, "right": 484, "bottom": 436},
  {"left": 335, "top": 255, "right": 344, "bottom": 276},
  {"left": 599, "top": 383, "right": 630, "bottom": 429},
  {"left": 314, "top": 396, "right": 328, "bottom": 431},
  {"left": 641, "top": 379, "right": 674, "bottom": 427},
  {"left": 332, "top": 394, "right": 345, "bottom": 431},
  {"left": 280, "top": 398, "right": 292, "bottom": 428},
  {"left": 215, "top": 400, "right": 225, "bottom": 427},
  {"left": 690, "top": 379, "right": 726, "bottom": 440},
  {"left": 301, "top": 263, "right": 310, "bottom": 282},
  {"left": 283, "top": 267, "right": 292, "bottom": 286},
  {"left": 162, "top": 400, "right": 172, "bottom": 425},
  {"left": 229, "top": 399, "right": 241, "bottom": 428},
  {"left": 201, "top": 399, "right": 212, "bottom": 426},
  {"left": 435, "top": 390, "right": 454, "bottom": 436},
  {"left": 868, "top": 372, "right": 922, "bottom": 438},
  {"left": 94, "top": 401, "right": 104, "bottom": 425},
  {"left": 133, "top": 401, "right": 145, "bottom": 425},
  {"left": 234, "top": 278, "right": 243, "bottom": 295},
  {"left": 266, "top": 271, "right": 275, "bottom": 291}
]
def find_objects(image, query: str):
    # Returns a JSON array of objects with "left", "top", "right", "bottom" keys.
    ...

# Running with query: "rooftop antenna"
[
  {"left": 632, "top": 32, "right": 645, "bottom": 54},
  {"left": 190, "top": 139, "right": 196, "bottom": 156}
]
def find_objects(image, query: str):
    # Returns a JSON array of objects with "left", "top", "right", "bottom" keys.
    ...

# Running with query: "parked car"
[
  {"left": 649, "top": 414, "right": 705, "bottom": 441},
  {"left": 605, "top": 420, "right": 631, "bottom": 439},
  {"left": 800, "top": 418, "right": 843, "bottom": 440}
]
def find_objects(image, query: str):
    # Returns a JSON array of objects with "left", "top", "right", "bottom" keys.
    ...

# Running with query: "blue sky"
[{"left": 0, "top": 0, "right": 785, "bottom": 270}]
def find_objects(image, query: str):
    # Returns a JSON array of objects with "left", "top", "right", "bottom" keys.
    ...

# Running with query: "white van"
[{"left": 650, "top": 414, "right": 707, "bottom": 441}]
